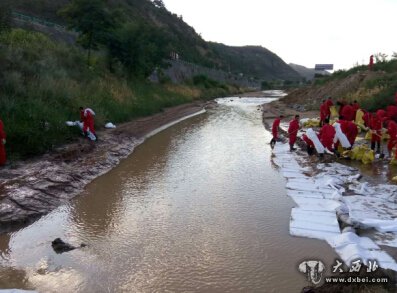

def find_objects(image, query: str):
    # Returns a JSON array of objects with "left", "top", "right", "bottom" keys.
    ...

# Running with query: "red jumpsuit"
[
  {"left": 0, "top": 120, "right": 6, "bottom": 166},
  {"left": 288, "top": 119, "right": 299, "bottom": 146},
  {"left": 346, "top": 121, "right": 358, "bottom": 146},
  {"left": 319, "top": 124, "right": 336, "bottom": 151},
  {"left": 370, "top": 115, "right": 382, "bottom": 143},
  {"left": 352, "top": 102, "right": 360, "bottom": 112},
  {"left": 341, "top": 104, "right": 355, "bottom": 121},
  {"left": 325, "top": 99, "right": 333, "bottom": 118},
  {"left": 386, "top": 105, "right": 397, "bottom": 122},
  {"left": 363, "top": 111, "right": 371, "bottom": 127},
  {"left": 83, "top": 110, "right": 96, "bottom": 134},
  {"left": 320, "top": 102, "right": 328, "bottom": 125},
  {"left": 302, "top": 134, "right": 314, "bottom": 148},
  {"left": 387, "top": 120, "right": 397, "bottom": 153},
  {"left": 272, "top": 118, "right": 281, "bottom": 139},
  {"left": 376, "top": 109, "right": 387, "bottom": 123}
]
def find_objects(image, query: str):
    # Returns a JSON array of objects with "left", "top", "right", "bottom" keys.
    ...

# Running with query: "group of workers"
[
  {"left": 0, "top": 107, "right": 96, "bottom": 167},
  {"left": 271, "top": 92, "right": 397, "bottom": 159}
]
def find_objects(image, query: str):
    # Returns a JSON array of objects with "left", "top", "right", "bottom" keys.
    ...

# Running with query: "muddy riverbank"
[{"left": 0, "top": 101, "right": 213, "bottom": 232}]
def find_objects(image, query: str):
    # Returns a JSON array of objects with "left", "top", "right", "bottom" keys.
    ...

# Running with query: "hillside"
[
  {"left": 281, "top": 59, "right": 397, "bottom": 112},
  {"left": 210, "top": 43, "right": 301, "bottom": 81},
  {"left": 12, "top": 0, "right": 300, "bottom": 82},
  {"left": 289, "top": 63, "right": 317, "bottom": 81}
]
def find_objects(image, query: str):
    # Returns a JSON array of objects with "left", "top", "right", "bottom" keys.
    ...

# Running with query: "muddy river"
[{"left": 0, "top": 97, "right": 337, "bottom": 292}]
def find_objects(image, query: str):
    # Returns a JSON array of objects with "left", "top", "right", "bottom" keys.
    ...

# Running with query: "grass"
[{"left": 0, "top": 29, "right": 241, "bottom": 160}]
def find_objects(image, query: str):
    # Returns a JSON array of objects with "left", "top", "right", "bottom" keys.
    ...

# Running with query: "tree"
[
  {"left": 59, "top": 0, "right": 115, "bottom": 64},
  {"left": 109, "top": 22, "right": 171, "bottom": 77}
]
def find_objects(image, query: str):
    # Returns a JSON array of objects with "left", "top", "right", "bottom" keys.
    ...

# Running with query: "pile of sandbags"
[
  {"left": 349, "top": 145, "right": 375, "bottom": 164},
  {"left": 302, "top": 118, "right": 320, "bottom": 128}
]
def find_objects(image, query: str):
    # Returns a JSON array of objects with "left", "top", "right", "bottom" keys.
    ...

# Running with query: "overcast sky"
[{"left": 163, "top": 0, "right": 396, "bottom": 70}]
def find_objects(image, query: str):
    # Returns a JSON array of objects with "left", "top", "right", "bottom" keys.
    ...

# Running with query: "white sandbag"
[
  {"left": 105, "top": 122, "right": 116, "bottom": 129},
  {"left": 305, "top": 128, "right": 325, "bottom": 154},
  {"left": 86, "top": 130, "right": 97, "bottom": 141},
  {"left": 84, "top": 108, "right": 95, "bottom": 116},
  {"left": 333, "top": 122, "right": 351, "bottom": 148},
  {"left": 66, "top": 121, "right": 83, "bottom": 130}
]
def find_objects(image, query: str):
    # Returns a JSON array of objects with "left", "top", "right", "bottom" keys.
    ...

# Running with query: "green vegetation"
[
  {"left": 0, "top": 29, "right": 240, "bottom": 160},
  {"left": 13, "top": 0, "right": 299, "bottom": 81}
]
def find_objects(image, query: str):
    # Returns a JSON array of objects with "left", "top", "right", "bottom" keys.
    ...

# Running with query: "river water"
[{"left": 0, "top": 96, "right": 337, "bottom": 292}]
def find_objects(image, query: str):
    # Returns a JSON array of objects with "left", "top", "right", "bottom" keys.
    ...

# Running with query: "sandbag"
[
  {"left": 390, "top": 157, "right": 397, "bottom": 166},
  {"left": 330, "top": 106, "right": 339, "bottom": 119},
  {"left": 302, "top": 119, "right": 320, "bottom": 128},
  {"left": 392, "top": 176, "right": 397, "bottom": 182},
  {"left": 362, "top": 150, "right": 375, "bottom": 164},
  {"left": 86, "top": 130, "right": 97, "bottom": 141},
  {"left": 306, "top": 128, "right": 325, "bottom": 154},
  {"left": 382, "top": 128, "right": 390, "bottom": 141},
  {"left": 333, "top": 122, "right": 351, "bottom": 148},
  {"left": 364, "top": 130, "right": 372, "bottom": 140},
  {"left": 355, "top": 109, "right": 365, "bottom": 125},
  {"left": 351, "top": 145, "right": 368, "bottom": 161}
]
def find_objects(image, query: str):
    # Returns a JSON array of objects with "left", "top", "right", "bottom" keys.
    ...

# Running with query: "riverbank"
[
  {"left": 0, "top": 101, "right": 213, "bottom": 232},
  {"left": 262, "top": 97, "right": 397, "bottom": 291}
]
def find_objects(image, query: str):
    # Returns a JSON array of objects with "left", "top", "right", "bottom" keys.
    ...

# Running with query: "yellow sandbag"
[
  {"left": 355, "top": 145, "right": 369, "bottom": 161},
  {"left": 342, "top": 150, "right": 351, "bottom": 158},
  {"left": 330, "top": 106, "right": 339, "bottom": 119},
  {"left": 362, "top": 150, "right": 375, "bottom": 164},
  {"left": 337, "top": 144, "right": 344, "bottom": 154},
  {"left": 382, "top": 128, "right": 390, "bottom": 140},
  {"left": 356, "top": 123, "right": 367, "bottom": 132},
  {"left": 364, "top": 130, "right": 372, "bottom": 140},
  {"left": 355, "top": 109, "right": 365, "bottom": 126},
  {"left": 391, "top": 157, "right": 397, "bottom": 166},
  {"left": 392, "top": 176, "right": 397, "bottom": 182},
  {"left": 303, "top": 119, "right": 320, "bottom": 128},
  {"left": 350, "top": 146, "right": 360, "bottom": 160}
]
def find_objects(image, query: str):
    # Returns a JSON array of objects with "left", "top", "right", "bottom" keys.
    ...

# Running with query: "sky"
[{"left": 163, "top": 0, "right": 396, "bottom": 71}]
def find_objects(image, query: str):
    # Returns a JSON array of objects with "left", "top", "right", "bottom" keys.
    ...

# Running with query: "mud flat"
[{"left": 0, "top": 101, "right": 211, "bottom": 232}]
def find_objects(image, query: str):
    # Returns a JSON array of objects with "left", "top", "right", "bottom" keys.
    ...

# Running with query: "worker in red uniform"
[
  {"left": 320, "top": 100, "right": 328, "bottom": 126},
  {"left": 319, "top": 118, "right": 336, "bottom": 152},
  {"left": 387, "top": 120, "right": 397, "bottom": 157},
  {"left": 325, "top": 97, "right": 333, "bottom": 119},
  {"left": 376, "top": 109, "right": 387, "bottom": 123},
  {"left": 387, "top": 105, "right": 397, "bottom": 122},
  {"left": 79, "top": 107, "right": 96, "bottom": 140},
  {"left": 270, "top": 115, "right": 284, "bottom": 149},
  {"left": 288, "top": 115, "right": 300, "bottom": 151},
  {"left": 369, "top": 55, "right": 374, "bottom": 71},
  {"left": 345, "top": 120, "right": 359, "bottom": 147},
  {"left": 0, "top": 119, "right": 6, "bottom": 166},
  {"left": 370, "top": 113, "right": 382, "bottom": 153},
  {"left": 363, "top": 111, "right": 371, "bottom": 127},
  {"left": 341, "top": 103, "right": 355, "bottom": 121},
  {"left": 302, "top": 134, "right": 315, "bottom": 156},
  {"left": 337, "top": 101, "right": 346, "bottom": 117}
]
